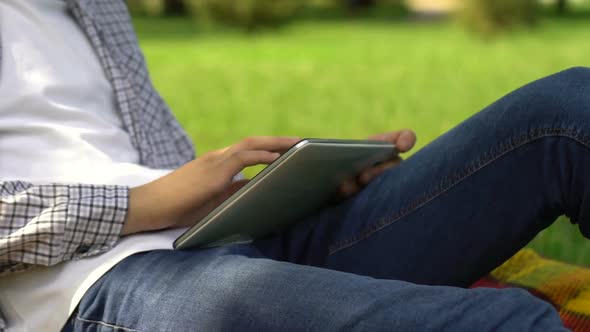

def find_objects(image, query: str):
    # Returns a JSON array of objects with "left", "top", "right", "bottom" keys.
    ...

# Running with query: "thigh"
[
  {"left": 63, "top": 247, "right": 564, "bottom": 332},
  {"left": 255, "top": 67, "right": 590, "bottom": 287}
]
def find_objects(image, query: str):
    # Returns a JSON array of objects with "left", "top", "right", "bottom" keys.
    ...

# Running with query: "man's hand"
[
  {"left": 122, "top": 136, "right": 299, "bottom": 235},
  {"left": 340, "top": 129, "right": 417, "bottom": 197}
]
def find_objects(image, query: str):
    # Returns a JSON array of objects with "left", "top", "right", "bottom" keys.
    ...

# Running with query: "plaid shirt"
[{"left": 0, "top": 1, "right": 195, "bottom": 327}]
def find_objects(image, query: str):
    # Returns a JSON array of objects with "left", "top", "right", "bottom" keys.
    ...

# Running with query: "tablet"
[{"left": 173, "top": 138, "right": 397, "bottom": 250}]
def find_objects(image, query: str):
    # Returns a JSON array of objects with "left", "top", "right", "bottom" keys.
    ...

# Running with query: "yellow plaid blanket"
[{"left": 472, "top": 249, "right": 590, "bottom": 331}]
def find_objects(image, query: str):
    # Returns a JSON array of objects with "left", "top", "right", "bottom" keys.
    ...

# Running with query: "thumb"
[{"left": 395, "top": 130, "right": 417, "bottom": 153}]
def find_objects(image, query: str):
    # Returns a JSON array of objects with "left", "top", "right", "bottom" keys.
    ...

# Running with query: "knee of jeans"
[
  {"left": 494, "top": 66, "right": 590, "bottom": 129},
  {"left": 554, "top": 66, "right": 590, "bottom": 83},
  {"left": 500, "top": 288, "right": 547, "bottom": 308},
  {"left": 548, "top": 66, "right": 590, "bottom": 103},
  {"left": 534, "top": 67, "right": 590, "bottom": 116},
  {"left": 492, "top": 288, "right": 563, "bottom": 330}
]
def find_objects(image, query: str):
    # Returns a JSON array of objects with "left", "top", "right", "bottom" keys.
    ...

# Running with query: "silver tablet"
[{"left": 173, "top": 138, "right": 397, "bottom": 250}]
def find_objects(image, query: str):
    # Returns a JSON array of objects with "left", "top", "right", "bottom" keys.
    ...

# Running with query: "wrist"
[{"left": 122, "top": 183, "right": 170, "bottom": 235}]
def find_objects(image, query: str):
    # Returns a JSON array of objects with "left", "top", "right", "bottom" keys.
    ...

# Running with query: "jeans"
[{"left": 63, "top": 67, "right": 590, "bottom": 331}]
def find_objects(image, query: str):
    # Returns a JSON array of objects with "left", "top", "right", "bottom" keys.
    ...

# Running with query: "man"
[{"left": 1, "top": 0, "right": 584, "bottom": 331}]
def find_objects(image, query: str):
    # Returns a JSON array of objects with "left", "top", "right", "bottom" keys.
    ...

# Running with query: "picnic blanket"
[{"left": 472, "top": 249, "right": 590, "bottom": 331}]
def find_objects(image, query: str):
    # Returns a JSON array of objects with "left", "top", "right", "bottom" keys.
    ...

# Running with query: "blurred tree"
[
  {"left": 460, "top": 0, "right": 538, "bottom": 37},
  {"left": 557, "top": 0, "right": 567, "bottom": 14},
  {"left": 127, "top": 0, "right": 185, "bottom": 16},
  {"left": 347, "top": 0, "right": 376, "bottom": 9},
  {"left": 166, "top": 0, "right": 186, "bottom": 14}
]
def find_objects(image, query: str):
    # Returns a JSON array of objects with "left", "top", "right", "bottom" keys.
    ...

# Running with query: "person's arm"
[
  {"left": 0, "top": 181, "right": 128, "bottom": 276},
  {"left": 0, "top": 136, "right": 299, "bottom": 276}
]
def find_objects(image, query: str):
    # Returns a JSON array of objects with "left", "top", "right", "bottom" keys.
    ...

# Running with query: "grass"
[{"left": 132, "top": 14, "right": 590, "bottom": 265}]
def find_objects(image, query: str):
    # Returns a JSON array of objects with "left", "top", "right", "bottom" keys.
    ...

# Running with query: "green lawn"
[{"left": 133, "top": 15, "right": 590, "bottom": 265}]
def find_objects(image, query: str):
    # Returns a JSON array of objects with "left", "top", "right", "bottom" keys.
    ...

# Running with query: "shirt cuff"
[{"left": 62, "top": 185, "right": 129, "bottom": 260}]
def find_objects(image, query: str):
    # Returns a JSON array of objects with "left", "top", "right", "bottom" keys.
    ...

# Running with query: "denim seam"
[
  {"left": 74, "top": 315, "right": 140, "bottom": 332},
  {"left": 328, "top": 127, "right": 590, "bottom": 256}
]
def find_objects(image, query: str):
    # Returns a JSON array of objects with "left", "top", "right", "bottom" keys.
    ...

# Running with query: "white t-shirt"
[{"left": 0, "top": 1, "right": 187, "bottom": 331}]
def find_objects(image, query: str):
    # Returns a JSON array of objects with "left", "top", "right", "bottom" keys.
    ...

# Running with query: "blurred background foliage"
[
  {"left": 181, "top": 0, "right": 303, "bottom": 30},
  {"left": 460, "top": 0, "right": 539, "bottom": 36},
  {"left": 126, "top": 0, "right": 590, "bottom": 265},
  {"left": 127, "top": 0, "right": 586, "bottom": 35}
]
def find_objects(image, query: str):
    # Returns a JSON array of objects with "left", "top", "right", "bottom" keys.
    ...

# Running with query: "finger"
[
  {"left": 223, "top": 150, "right": 281, "bottom": 175},
  {"left": 368, "top": 129, "right": 417, "bottom": 153},
  {"left": 339, "top": 178, "right": 360, "bottom": 197},
  {"left": 359, "top": 158, "right": 402, "bottom": 185},
  {"left": 359, "top": 167, "right": 381, "bottom": 185},
  {"left": 229, "top": 136, "right": 300, "bottom": 155}
]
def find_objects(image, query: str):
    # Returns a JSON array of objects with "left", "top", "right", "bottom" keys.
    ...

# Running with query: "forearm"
[{"left": 123, "top": 183, "right": 169, "bottom": 235}]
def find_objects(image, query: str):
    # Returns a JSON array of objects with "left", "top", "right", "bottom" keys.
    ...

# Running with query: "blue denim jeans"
[{"left": 63, "top": 67, "right": 590, "bottom": 331}]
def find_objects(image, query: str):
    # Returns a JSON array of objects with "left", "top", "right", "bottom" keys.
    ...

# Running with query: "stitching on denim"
[
  {"left": 328, "top": 128, "right": 590, "bottom": 256},
  {"left": 75, "top": 315, "right": 140, "bottom": 332}
]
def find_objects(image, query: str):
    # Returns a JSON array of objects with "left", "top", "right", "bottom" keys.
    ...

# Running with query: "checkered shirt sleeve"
[{"left": 0, "top": 181, "right": 129, "bottom": 277}]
